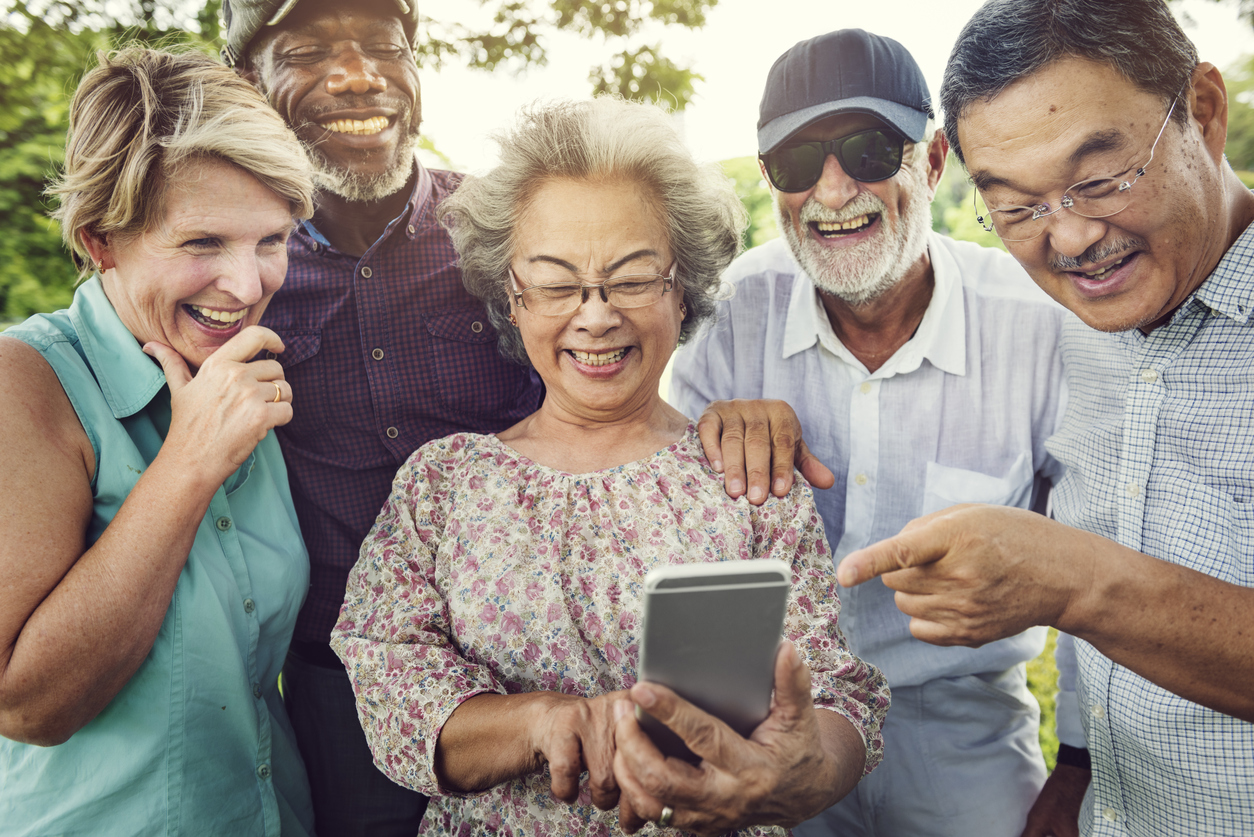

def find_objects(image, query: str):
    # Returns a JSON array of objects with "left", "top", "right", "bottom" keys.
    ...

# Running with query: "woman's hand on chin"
[
  {"left": 611, "top": 642, "right": 863, "bottom": 835},
  {"left": 530, "top": 690, "right": 630, "bottom": 810},
  {"left": 144, "top": 326, "right": 291, "bottom": 488}
]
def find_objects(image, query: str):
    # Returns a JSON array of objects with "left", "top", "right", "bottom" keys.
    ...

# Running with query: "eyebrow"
[
  {"left": 526, "top": 249, "right": 662, "bottom": 276},
  {"left": 971, "top": 127, "right": 1134, "bottom": 194}
]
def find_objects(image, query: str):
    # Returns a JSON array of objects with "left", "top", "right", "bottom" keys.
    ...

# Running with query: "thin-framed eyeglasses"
[
  {"left": 759, "top": 127, "right": 907, "bottom": 192},
  {"left": 973, "top": 89, "right": 1183, "bottom": 242},
  {"left": 509, "top": 263, "right": 678, "bottom": 317}
]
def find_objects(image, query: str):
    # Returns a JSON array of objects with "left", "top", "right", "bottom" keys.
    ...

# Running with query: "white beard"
[
  {"left": 307, "top": 132, "right": 421, "bottom": 203},
  {"left": 777, "top": 157, "right": 933, "bottom": 307}
]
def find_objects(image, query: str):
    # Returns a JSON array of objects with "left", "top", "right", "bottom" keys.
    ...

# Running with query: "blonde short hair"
[{"left": 48, "top": 45, "right": 314, "bottom": 275}]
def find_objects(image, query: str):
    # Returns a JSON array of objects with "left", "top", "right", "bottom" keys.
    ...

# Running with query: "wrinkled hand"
[
  {"left": 836, "top": 505, "right": 1094, "bottom": 646},
  {"left": 612, "top": 642, "right": 845, "bottom": 834},
  {"left": 697, "top": 399, "right": 834, "bottom": 505},
  {"left": 530, "top": 690, "right": 629, "bottom": 810},
  {"left": 144, "top": 326, "right": 291, "bottom": 488},
  {"left": 1021, "top": 764, "right": 1089, "bottom": 837}
]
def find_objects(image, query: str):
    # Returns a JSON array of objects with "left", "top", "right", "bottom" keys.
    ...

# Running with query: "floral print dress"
[{"left": 332, "top": 425, "right": 889, "bottom": 837}]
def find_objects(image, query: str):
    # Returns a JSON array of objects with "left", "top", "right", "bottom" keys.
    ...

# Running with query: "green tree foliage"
[
  {"left": 720, "top": 156, "right": 778, "bottom": 249},
  {"left": 0, "top": 0, "right": 717, "bottom": 321}
]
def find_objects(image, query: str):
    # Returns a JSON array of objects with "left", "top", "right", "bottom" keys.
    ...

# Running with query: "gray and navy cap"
[
  {"left": 757, "top": 29, "right": 933, "bottom": 153},
  {"left": 221, "top": 0, "right": 420, "bottom": 66}
]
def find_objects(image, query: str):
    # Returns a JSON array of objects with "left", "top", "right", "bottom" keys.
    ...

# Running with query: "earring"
[
  {"left": 95, "top": 259, "right": 104, "bottom": 273},
  {"left": 679, "top": 304, "right": 687, "bottom": 318},
  {"left": 509, "top": 313, "right": 518, "bottom": 327}
]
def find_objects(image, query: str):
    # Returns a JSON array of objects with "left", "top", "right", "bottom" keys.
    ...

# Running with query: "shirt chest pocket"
[
  {"left": 423, "top": 307, "right": 533, "bottom": 420},
  {"left": 269, "top": 329, "right": 328, "bottom": 436},
  {"left": 921, "top": 452, "right": 1034, "bottom": 516}
]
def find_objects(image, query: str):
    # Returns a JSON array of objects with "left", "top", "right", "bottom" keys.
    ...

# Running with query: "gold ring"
[
  {"left": 657, "top": 805, "right": 674, "bottom": 828},
  {"left": 272, "top": 381, "right": 283, "bottom": 403}
]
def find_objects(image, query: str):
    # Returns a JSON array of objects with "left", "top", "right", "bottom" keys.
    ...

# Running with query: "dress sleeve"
[
  {"left": 750, "top": 480, "right": 891, "bottom": 775},
  {"left": 330, "top": 444, "right": 505, "bottom": 797}
]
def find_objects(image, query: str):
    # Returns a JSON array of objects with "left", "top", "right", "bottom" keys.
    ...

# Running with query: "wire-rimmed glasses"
[
  {"left": 509, "top": 263, "right": 677, "bottom": 317},
  {"left": 974, "top": 90, "right": 1183, "bottom": 242}
]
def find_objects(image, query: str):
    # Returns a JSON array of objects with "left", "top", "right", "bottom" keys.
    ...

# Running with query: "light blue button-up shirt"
[
  {"left": 0, "top": 279, "right": 314, "bottom": 836},
  {"left": 670, "top": 233, "right": 1067, "bottom": 689},
  {"left": 1049, "top": 222, "right": 1254, "bottom": 836}
]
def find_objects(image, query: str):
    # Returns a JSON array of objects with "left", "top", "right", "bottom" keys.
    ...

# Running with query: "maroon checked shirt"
[{"left": 262, "top": 162, "right": 543, "bottom": 646}]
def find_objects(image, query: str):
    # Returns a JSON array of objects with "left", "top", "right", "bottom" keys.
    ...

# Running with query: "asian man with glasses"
[{"left": 670, "top": 27, "right": 1073, "bottom": 837}]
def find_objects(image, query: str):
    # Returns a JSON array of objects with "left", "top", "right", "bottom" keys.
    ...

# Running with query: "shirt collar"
[
  {"left": 1192, "top": 217, "right": 1254, "bottom": 323},
  {"left": 300, "top": 156, "right": 432, "bottom": 249},
  {"left": 68, "top": 277, "right": 169, "bottom": 419},
  {"left": 782, "top": 232, "right": 967, "bottom": 377}
]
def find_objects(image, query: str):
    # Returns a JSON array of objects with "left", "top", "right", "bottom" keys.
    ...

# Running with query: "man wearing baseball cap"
[{"left": 672, "top": 29, "right": 1076, "bottom": 836}]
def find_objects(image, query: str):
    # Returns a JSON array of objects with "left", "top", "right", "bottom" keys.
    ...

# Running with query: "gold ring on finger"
[
  {"left": 657, "top": 805, "right": 674, "bottom": 828},
  {"left": 272, "top": 381, "right": 283, "bottom": 403}
]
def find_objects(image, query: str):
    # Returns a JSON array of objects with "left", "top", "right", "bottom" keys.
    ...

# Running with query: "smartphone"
[{"left": 635, "top": 558, "right": 791, "bottom": 763}]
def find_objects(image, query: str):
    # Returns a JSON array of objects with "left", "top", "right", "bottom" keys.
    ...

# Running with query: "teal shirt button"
[
  {"left": 256, "top": 764, "right": 271, "bottom": 780},
  {"left": 243, "top": 598, "right": 256, "bottom": 614},
  {"left": 216, "top": 517, "right": 232, "bottom": 531},
  {"left": 253, "top": 683, "right": 262, "bottom": 699}
]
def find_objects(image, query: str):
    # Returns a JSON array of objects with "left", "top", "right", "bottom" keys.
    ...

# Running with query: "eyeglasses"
[
  {"left": 759, "top": 128, "right": 907, "bottom": 192},
  {"left": 509, "top": 263, "right": 677, "bottom": 317},
  {"left": 974, "top": 91, "right": 1182, "bottom": 242}
]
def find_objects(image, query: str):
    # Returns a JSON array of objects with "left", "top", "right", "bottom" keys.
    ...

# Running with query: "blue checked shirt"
[
  {"left": 1048, "top": 222, "right": 1254, "bottom": 836},
  {"left": 262, "top": 161, "right": 543, "bottom": 645}
]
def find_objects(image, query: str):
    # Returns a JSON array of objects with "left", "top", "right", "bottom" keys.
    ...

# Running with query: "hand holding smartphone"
[{"left": 635, "top": 558, "right": 791, "bottom": 762}]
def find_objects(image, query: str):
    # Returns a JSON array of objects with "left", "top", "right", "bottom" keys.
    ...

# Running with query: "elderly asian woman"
[
  {"left": 332, "top": 97, "right": 890, "bottom": 837},
  {"left": 0, "top": 48, "right": 315, "bottom": 835}
]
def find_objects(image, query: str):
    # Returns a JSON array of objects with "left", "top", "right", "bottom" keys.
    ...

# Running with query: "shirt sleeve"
[
  {"left": 330, "top": 444, "right": 505, "bottom": 797},
  {"left": 1053, "top": 631, "right": 1087, "bottom": 749},
  {"left": 669, "top": 299, "right": 738, "bottom": 421},
  {"left": 750, "top": 480, "right": 891, "bottom": 775}
]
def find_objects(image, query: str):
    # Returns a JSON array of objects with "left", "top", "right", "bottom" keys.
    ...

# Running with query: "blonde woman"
[{"left": 0, "top": 47, "right": 316, "bottom": 835}]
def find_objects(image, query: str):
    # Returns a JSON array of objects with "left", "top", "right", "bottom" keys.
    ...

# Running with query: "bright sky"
[{"left": 416, "top": 0, "right": 1254, "bottom": 172}]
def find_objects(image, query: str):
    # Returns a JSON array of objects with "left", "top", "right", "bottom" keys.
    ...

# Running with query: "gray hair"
[
  {"left": 940, "top": 0, "right": 1197, "bottom": 165},
  {"left": 48, "top": 45, "right": 314, "bottom": 276},
  {"left": 437, "top": 97, "right": 748, "bottom": 365}
]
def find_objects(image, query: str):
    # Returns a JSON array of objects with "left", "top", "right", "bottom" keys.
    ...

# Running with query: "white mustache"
[{"left": 798, "top": 192, "right": 888, "bottom": 225}]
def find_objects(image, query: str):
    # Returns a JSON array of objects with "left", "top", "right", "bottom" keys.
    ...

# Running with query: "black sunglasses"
[{"left": 759, "top": 128, "right": 907, "bottom": 192}]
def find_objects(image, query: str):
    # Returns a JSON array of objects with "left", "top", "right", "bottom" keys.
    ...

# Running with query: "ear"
[
  {"left": 1188, "top": 62, "right": 1228, "bottom": 164},
  {"left": 924, "top": 131, "right": 949, "bottom": 197},
  {"left": 78, "top": 229, "right": 112, "bottom": 272}
]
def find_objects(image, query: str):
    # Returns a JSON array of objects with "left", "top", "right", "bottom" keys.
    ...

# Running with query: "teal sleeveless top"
[{"left": 0, "top": 279, "right": 315, "bottom": 836}]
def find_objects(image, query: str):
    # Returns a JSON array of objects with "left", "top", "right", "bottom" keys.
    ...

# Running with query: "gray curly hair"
[{"left": 437, "top": 97, "right": 747, "bottom": 365}]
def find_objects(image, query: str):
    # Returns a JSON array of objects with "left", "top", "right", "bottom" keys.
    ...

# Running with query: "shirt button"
[
  {"left": 371, "top": 348, "right": 385, "bottom": 361},
  {"left": 386, "top": 427, "right": 399, "bottom": 439},
  {"left": 216, "top": 516, "right": 232, "bottom": 531},
  {"left": 1126, "top": 482, "right": 1141, "bottom": 497},
  {"left": 265, "top": 350, "right": 277, "bottom": 360},
  {"left": 854, "top": 473, "right": 868, "bottom": 486},
  {"left": 471, "top": 321, "right": 484, "bottom": 333},
  {"left": 253, "top": 683, "right": 263, "bottom": 699},
  {"left": 1090, "top": 703, "right": 1106, "bottom": 719},
  {"left": 310, "top": 241, "right": 319, "bottom": 251},
  {"left": 1139, "top": 369, "right": 1158, "bottom": 383},
  {"left": 1102, "top": 807, "right": 1119, "bottom": 823},
  {"left": 407, "top": 225, "right": 416, "bottom": 235},
  {"left": 859, "top": 382, "right": 872, "bottom": 395},
  {"left": 243, "top": 598, "right": 256, "bottom": 614},
  {"left": 257, "top": 764, "right": 271, "bottom": 780},
  {"left": 360, "top": 266, "right": 373, "bottom": 278}
]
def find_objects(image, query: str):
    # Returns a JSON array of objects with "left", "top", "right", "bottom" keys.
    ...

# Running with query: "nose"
[
  {"left": 326, "top": 47, "right": 387, "bottom": 96},
  {"left": 215, "top": 254, "right": 266, "bottom": 307},
  {"left": 568, "top": 285, "right": 622, "bottom": 333},
  {"left": 1042, "top": 208, "right": 1110, "bottom": 263},
  {"left": 810, "top": 153, "right": 860, "bottom": 211}
]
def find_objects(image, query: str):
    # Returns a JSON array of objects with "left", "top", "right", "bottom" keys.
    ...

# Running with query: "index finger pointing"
[{"left": 836, "top": 526, "right": 948, "bottom": 587}]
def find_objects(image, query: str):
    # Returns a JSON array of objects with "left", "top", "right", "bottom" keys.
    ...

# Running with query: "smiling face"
[
  {"left": 770, "top": 113, "right": 938, "bottom": 306},
  {"left": 98, "top": 156, "right": 295, "bottom": 372},
  {"left": 246, "top": 0, "right": 421, "bottom": 202},
  {"left": 959, "top": 57, "right": 1229, "bottom": 333},
  {"left": 509, "top": 177, "right": 682, "bottom": 424}
]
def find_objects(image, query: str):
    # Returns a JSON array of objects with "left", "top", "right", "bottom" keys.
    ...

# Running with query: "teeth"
[
  {"left": 815, "top": 214, "right": 875, "bottom": 233},
  {"left": 320, "top": 116, "right": 389, "bottom": 135},
  {"left": 1081, "top": 256, "right": 1128, "bottom": 281},
  {"left": 189, "top": 305, "right": 247, "bottom": 328},
  {"left": 571, "top": 348, "right": 628, "bottom": 366}
]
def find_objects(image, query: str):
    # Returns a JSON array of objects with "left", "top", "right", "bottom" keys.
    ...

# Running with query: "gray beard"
[
  {"left": 778, "top": 158, "right": 933, "bottom": 307},
  {"left": 308, "top": 133, "right": 420, "bottom": 203}
]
